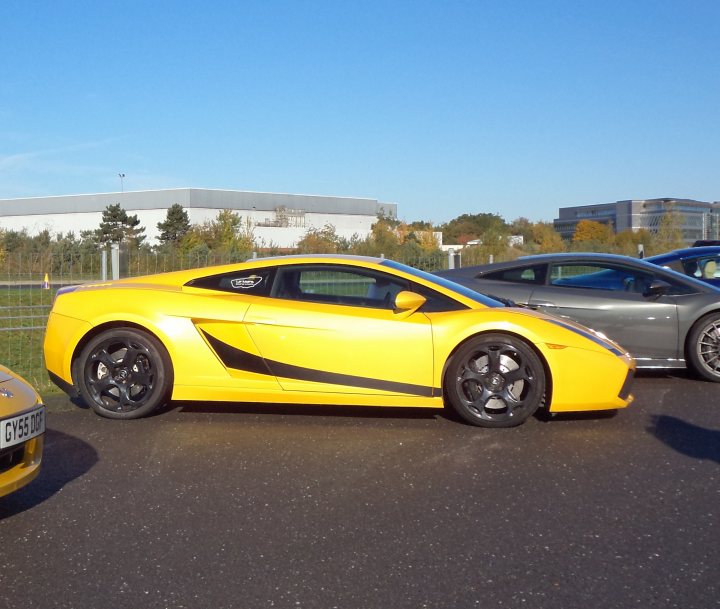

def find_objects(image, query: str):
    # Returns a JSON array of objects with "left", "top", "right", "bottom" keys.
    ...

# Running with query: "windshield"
[{"left": 381, "top": 259, "right": 504, "bottom": 308}]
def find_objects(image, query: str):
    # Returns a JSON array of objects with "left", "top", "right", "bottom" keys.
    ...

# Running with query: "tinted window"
[
  {"left": 412, "top": 284, "right": 467, "bottom": 312},
  {"left": 550, "top": 263, "right": 654, "bottom": 292},
  {"left": 483, "top": 264, "right": 547, "bottom": 284},
  {"left": 381, "top": 259, "right": 503, "bottom": 308},
  {"left": 272, "top": 264, "right": 470, "bottom": 312},
  {"left": 685, "top": 256, "right": 720, "bottom": 279},
  {"left": 273, "top": 265, "right": 410, "bottom": 309},
  {"left": 186, "top": 267, "right": 275, "bottom": 296},
  {"left": 549, "top": 262, "right": 695, "bottom": 295}
]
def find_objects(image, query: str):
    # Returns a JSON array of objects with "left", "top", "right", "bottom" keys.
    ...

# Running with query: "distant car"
[
  {"left": 0, "top": 364, "right": 45, "bottom": 497},
  {"left": 43, "top": 255, "right": 635, "bottom": 428},
  {"left": 646, "top": 246, "right": 720, "bottom": 287},
  {"left": 438, "top": 252, "right": 720, "bottom": 382}
]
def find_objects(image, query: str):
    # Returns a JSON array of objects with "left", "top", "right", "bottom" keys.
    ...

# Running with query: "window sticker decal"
[{"left": 230, "top": 275, "right": 264, "bottom": 289}]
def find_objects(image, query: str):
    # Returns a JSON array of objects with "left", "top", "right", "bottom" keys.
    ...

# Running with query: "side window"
[
  {"left": 413, "top": 284, "right": 467, "bottom": 312},
  {"left": 697, "top": 257, "right": 720, "bottom": 279},
  {"left": 663, "top": 277, "right": 697, "bottom": 296},
  {"left": 185, "top": 267, "right": 275, "bottom": 296},
  {"left": 682, "top": 259, "right": 702, "bottom": 278},
  {"left": 273, "top": 265, "right": 410, "bottom": 309},
  {"left": 483, "top": 264, "right": 547, "bottom": 285},
  {"left": 549, "top": 263, "right": 655, "bottom": 293},
  {"left": 678, "top": 256, "right": 720, "bottom": 279}
]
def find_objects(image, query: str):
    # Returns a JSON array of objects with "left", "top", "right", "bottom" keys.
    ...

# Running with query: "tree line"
[{"left": 0, "top": 202, "right": 686, "bottom": 277}]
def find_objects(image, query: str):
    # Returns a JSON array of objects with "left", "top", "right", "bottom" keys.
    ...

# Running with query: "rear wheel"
[
  {"left": 444, "top": 334, "right": 545, "bottom": 428},
  {"left": 76, "top": 328, "right": 173, "bottom": 419},
  {"left": 686, "top": 313, "right": 720, "bottom": 382}
]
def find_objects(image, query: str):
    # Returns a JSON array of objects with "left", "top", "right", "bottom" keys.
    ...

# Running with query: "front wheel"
[
  {"left": 686, "top": 313, "right": 720, "bottom": 382},
  {"left": 444, "top": 334, "right": 546, "bottom": 428},
  {"left": 75, "top": 328, "right": 173, "bottom": 419}
]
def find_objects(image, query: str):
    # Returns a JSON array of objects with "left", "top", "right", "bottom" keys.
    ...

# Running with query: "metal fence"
[{"left": 1, "top": 249, "right": 464, "bottom": 394}]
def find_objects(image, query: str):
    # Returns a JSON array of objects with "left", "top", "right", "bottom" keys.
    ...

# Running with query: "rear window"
[
  {"left": 483, "top": 264, "right": 546, "bottom": 284},
  {"left": 185, "top": 267, "right": 276, "bottom": 296}
]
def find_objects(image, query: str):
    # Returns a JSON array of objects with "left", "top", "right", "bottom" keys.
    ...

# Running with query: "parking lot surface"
[{"left": 1, "top": 372, "right": 718, "bottom": 609}]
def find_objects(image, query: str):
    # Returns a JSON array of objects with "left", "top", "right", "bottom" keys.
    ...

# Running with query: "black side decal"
[
  {"left": 201, "top": 330, "right": 272, "bottom": 375},
  {"left": 201, "top": 329, "right": 437, "bottom": 397},
  {"left": 266, "top": 359, "right": 434, "bottom": 397}
]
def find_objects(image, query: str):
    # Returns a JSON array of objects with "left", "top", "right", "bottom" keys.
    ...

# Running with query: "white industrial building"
[{"left": 0, "top": 188, "right": 398, "bottom": 248}]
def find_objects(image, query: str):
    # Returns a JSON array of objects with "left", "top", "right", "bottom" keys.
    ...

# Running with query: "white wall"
[{"left": 0, "top": 208, "right": 377, "bottom": 248}]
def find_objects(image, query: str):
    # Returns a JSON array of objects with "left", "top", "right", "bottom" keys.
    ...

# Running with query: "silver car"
[{"left": 438, "top": 253, "right": 720, "bottom": 381}]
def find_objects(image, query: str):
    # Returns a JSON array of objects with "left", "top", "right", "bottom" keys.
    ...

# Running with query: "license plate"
[{"left": 0, "top": 406, "right": 45, "bottom": 449}]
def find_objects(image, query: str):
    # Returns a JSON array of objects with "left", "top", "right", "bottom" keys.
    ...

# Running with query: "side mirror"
[
  {"left": 393, "top": 290, "right": 427, "bottom": 314},
  {"left": 643, "top": 279, "right": 670, "bottom": 299}
]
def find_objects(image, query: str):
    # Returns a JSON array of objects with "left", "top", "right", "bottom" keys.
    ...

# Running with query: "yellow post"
[{"left": 42, "top": 273, "right": 50, "bottom": 289}]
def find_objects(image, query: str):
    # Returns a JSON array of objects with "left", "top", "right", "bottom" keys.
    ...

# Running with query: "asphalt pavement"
[{"left": 0, "top": 371, "right": 718, "bottom": 609}]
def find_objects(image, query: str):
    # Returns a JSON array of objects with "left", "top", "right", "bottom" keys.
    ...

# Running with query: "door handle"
[{"left": 529, "top": 301, "right": 555, "bottom": 309}]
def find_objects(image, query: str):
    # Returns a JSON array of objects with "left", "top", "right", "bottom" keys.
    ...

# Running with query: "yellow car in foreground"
[
  {"left": 44, "top": 255, "right": 634, "bottom": 428},
  {"left": 0, "top": 365, "right": 45, "bottom": 497}
]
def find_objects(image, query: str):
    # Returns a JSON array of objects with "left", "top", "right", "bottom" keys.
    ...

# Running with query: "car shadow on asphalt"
[
  {"left": 0, "top": 429, "right": 98, "bottom": 519},
  {"left": 169, "top": 400, "right": 444, "bottom": 423},
  {"left": 168, "top": 401, "right": 623, "bottom": 427},
  {"left": 648, "top": 415, "right": 720, "bottom": 463}
]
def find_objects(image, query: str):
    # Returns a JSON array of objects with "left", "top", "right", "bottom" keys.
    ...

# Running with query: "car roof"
[
  {"left": 440, "top": 251, "right": 720, "bottom": 292},
  {"left": 647, "top": 246, "right": 720, "bottom": 261},
  {"left": 457, "top": 252, "right": 661, "bottom": 272}
]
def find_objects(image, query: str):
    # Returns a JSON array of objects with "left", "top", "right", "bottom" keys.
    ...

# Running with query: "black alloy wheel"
[
  {"left": 445, "top": 333, "right": 546, "bottom": 428},
  {"left": 76, "top": 328, "right": 173, "bottom": 419}
]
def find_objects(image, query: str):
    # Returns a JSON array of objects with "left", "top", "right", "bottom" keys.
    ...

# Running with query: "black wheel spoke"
[
  {"left": 92, "top": 375, "right": 116, "bottom": 392},
  {"left": 504, "top": 367, "right": 528, "bottom": 385},
  {"left": 93, "top": 347, "right": 118, "bottom": 369},
  {"left": 459, "top": 365, "right": 483, "bottom": 384},
  {"left": 486, "top": 348, "right": 502, "bottom": 373},
  {"left": 130, "top": 370, "right": 153, "bottom": 387},
  {"left": 121, "top": 344, "right": 142, "bottom": 367},
  {"left": 114, "top": 383, "right": 134, "bottom": 408}
]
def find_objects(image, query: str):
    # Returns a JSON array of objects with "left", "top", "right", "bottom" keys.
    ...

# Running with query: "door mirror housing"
[
  {"left": 644, "top": 279, "right": 670, "bottom": 299},
  {"left": 394, "top": 290, "right": 426, "bottom": 313}
]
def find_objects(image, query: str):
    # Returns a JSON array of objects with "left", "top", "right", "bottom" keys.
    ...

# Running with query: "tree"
[
  {"left": 1, "top": 229, "right": 28, "bottom": 253},
  {"left": 440, "top": 213, "right": 508, "bottom": 245},
  {"left": 572, "top": 220, "right": 613, "bottom": 244},
  {"left": 157, "top": 204, "right": 191, "bottom": 246},
  {"left": 654, "top": 206, "right": 685, "bottom": 253},
  {"left": 508, "top": 217, "right": 534, "bottom": 244},
  {"left": 97, "top": 204, "right": 128, "bottom": 244},
  {"left": 181, "top": 209, "right": 254, "bottom": 261},
  {"left": 296, "top": 224, "right": 342, "bottom": 253},
  {"left": 615, "top": 228, "right": 654, "bottom": 257},
  {"left": 531, "top": 222, "right": 566, "bottom": 253},
  {"left": 96, "top": 203, "right": 146, "bottom": 247},
  {"left": 124, "top": 213, "right": 146, "bottom": 248}
]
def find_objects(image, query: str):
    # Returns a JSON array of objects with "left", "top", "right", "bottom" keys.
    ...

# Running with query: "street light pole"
[{"left": 118, "top": 173, "right": 126, "bottom": 193}]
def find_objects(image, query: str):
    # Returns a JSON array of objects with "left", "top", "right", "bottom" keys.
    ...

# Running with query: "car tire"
[
  {"left": 444, "top": 333, "right": 546, "bottom": 428},
  {"left": 76, "top": 328, "right": 173, "bottom": 419},
  {"left": 686, "top": 313, "right": 720, "bottom": 382}
]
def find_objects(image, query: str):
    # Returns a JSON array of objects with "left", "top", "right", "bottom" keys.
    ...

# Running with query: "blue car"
[{"left": 646, "top": 246, "right": 720, "bottom": 287}]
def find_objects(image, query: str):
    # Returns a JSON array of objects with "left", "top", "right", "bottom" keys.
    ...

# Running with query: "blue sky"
[{"left": 1, "top": 0, "right": 718, "bottom": 225}]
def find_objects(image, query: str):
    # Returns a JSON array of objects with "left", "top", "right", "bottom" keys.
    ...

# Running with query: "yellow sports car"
[
  {"left": 0, "top": 364, "right": 45, "bottom": 497},
  {"left": 44, "top": 255, "right": 634, "bottom": 428}
]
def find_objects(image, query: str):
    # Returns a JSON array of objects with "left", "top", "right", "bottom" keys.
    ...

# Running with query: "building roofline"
[{"left": 0, "top": 187, "right": 387, "bottom": 205}]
